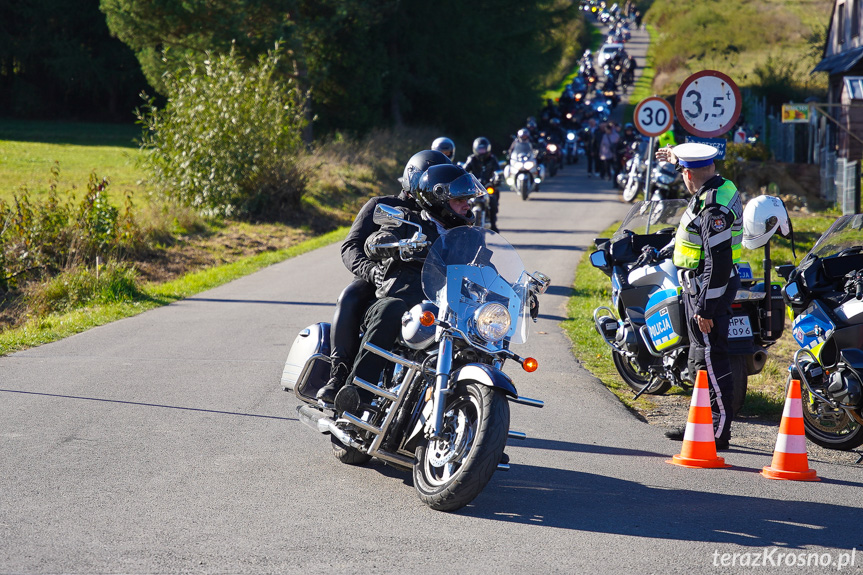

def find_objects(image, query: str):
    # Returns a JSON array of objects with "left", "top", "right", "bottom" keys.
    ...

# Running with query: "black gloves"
[{"left": 370, "top": 264, "right": 385, "bottom": 288}]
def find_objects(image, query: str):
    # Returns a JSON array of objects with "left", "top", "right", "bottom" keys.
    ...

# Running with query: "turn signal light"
[
  {"left": 419, "top": 310, "right": 436, "bottom": 326},
  {"left": 522, "top": 357, "right": 538, "bottom": 372},
  {"left": 486, "top": 186, "right": 495, "bottom": 195}
]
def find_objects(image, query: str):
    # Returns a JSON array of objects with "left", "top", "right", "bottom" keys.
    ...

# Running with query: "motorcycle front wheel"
[
  {"left": 795, "top": 379, "right": 863, "bottom": 450},
  {"left": 413, "top": 382, "right": 510, "bottom": 512},
  {"left": 612, "top": 351, "right": 671, "bottom": 395},
  {"left": 622, "top": 176, "right": 640, "bottom": 202}
]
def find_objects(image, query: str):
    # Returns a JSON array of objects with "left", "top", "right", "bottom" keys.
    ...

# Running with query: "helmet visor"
[{"left": 443, "top": 173, "right": 486, "bottom": 200}]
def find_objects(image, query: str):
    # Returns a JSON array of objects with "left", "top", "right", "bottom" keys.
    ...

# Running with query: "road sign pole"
[{"left": 644, "top": 137, "right": 654, "bottom": 198}]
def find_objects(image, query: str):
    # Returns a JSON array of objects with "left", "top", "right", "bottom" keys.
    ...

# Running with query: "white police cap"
[{"left": 672, "top": 142, "right": 719, "bottom": 168}]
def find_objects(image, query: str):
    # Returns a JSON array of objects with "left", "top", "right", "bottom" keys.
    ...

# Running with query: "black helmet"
[
  {"left": 517, "top": 128, "right": 530, "bottom": 142},
  {"left": 399, "top": 149, "right": 451, "bottom": 195},
  {"left": 431, "top": 137, "right": 455, "bottom": 159},
  {"left": 415, "top": 164, "right": 485, "bottom": 228},
  {"left": 472, "top": 137, "right": 491, "bottom": 157}
]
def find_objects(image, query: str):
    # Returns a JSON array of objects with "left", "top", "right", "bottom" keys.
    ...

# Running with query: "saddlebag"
[
  {"left": 282, "top": 323, "right": 331, "bottom": 403},
  {"left": 644, "top": 288, "right": 688, "bottom": 352}
]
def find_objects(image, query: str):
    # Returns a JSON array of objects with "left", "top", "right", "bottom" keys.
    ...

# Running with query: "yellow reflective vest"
[{"left": 673, "top": 179, "right": 743, "bottom": 270}]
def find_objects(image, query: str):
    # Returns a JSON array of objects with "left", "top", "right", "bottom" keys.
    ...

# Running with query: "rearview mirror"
[
  {"left": 373, "top": 204, "right": 405, "bottom": 226},
  {"left": 590, "top": 250, "right": 608, "bottom": 269}
]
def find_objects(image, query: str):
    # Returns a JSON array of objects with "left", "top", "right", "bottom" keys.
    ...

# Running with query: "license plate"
[{"left": 728, "top": 315, "right": 753, "bottom": 339}]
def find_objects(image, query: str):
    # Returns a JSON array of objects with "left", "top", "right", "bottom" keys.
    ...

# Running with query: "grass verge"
[{"left": 0, "top": 227, "right": 347, "bottom": 356}]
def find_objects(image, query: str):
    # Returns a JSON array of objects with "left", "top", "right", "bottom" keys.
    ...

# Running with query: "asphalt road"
[{"left": 3, "top": 26, "right": 863, "bottom": 575}]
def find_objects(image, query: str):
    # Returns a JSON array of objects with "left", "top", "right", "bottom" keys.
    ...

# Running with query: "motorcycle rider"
[
  {"left": 333, "top": 164, "right": 486, "bottom": 415},
  {"left": 655, "top": 142, "right": 743, "bottom": 450},
  {"left": 463, "top": 137, "right": 501, "bottom": 232},
  {"left": 431, "top": 137, "right": 456, "bottom": 160},
  {"left": 583, "top": 117, "right": 601, "bottom": 178},
  {"left": 316, "top": 150, "right": 452, "bottom": 405}
]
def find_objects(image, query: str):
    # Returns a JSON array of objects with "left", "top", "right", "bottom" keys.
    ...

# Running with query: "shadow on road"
[
  {"left": 0, "top": 388, "right": 297, "bottom": 421},
  {"left": 461, "top": 464, "right": 863, "bottom": 549}
]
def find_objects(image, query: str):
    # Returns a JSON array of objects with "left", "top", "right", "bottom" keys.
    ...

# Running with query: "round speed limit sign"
[
  {"left": 675, "top": 70, "right": 741, "bottom": 137},
  {"left": 633, "top": 97, "right": 674, "bottom": 137}
]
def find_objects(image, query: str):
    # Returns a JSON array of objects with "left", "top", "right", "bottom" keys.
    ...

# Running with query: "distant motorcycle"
[
  {"left": 505, "top": 142, "right": 544, "bottom": 200},
  {"left": 778, "top": 213, "right": 863, "bottom": 450},
  {"left": 470, "top": 172, "right": 503, "bottom": 229},
  {"left": 564, "top": 130, "right": 582, "bottom": 164},
  {"left": 648, "top": 160, "right": 685, "bottom": 200},
  {"left": 616, "top": 140, "right": 645, "bottom": 202}
]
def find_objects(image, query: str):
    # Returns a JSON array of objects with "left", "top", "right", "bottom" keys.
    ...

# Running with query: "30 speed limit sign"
[
  {"left": 633, "top": 97, "right": 674, "bottom": 137},
  {"left": 675, "top": 70, "right": 741, "bottom": 138}
]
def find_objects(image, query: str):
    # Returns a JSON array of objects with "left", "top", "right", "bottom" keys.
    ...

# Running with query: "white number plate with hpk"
[{"left": 728, "top": 315, "right": 752, "bottom": 339}]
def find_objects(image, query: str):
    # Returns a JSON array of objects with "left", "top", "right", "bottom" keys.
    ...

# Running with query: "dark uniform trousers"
[{"left": 683, "top": 273, "right": 740, "bottom": 443}]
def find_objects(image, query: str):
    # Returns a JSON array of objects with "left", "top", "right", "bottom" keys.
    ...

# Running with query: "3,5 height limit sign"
[
  {"left": 633, "top": 97, "right": 674, "bottom": 137},
  {"left": 675, "top": 70, "right": 742, "bottom": 138}
]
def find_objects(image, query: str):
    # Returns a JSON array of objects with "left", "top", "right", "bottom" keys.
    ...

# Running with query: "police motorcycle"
[
  {"left": 589, "top": 199, "right": 784, "bottom": 407},
  {"left": 777, "top": 211, "right": 863, "bottom": 450},
  {"left": 504, "top": 140, "right": 544, "bottom": 200},
  {"left": 564, "top": 129, "right": 582, "bottom": 164},
  {"left": 283, "top": 206, "right": 550, "bottom": 511}
]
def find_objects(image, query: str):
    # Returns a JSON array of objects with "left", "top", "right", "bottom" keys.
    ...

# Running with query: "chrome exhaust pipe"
[{"left": 297, "top": 405, "right": 365, "bottom": 450}]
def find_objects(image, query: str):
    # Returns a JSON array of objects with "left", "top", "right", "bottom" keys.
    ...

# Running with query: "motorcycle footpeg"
[{"left": 334, "top": 384, "right": 362, "bottom": 414}]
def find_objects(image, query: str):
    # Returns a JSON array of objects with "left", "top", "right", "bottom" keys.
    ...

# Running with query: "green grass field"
[{"left": 0, "top": 119, "right": 149, "bottom": 203}]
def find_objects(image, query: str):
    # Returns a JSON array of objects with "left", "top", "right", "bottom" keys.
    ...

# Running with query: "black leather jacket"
[
  {"left": 341, "top": 191, "right": 418, "bottom": 285},
  {"left": 463, "top": 153, "right": 499, "bottom": 185},
  {"left": 364, "top": 208, "right": 444, "bottom": 303}
]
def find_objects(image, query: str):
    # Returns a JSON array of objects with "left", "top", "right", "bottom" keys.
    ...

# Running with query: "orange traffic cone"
[
  {"left": 761, "top": 379, "right": 819, "bottom": 481},
  {"left": 667, "top": 370, "right": 731, "bottom": 469}
]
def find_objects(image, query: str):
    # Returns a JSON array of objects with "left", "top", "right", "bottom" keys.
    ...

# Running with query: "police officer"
[
  {"left": 316, "top": 150, "right": 452, "bottom": 405},
  {"left": 655, "top": 142, "right": 743, "bottom": 450},
  {"left": 463, "top": 137, "right": 501, "bottom": 232}
]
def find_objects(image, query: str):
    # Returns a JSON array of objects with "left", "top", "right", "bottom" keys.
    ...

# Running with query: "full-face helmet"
[
  {"left": 415, "top": 164, "right": 485, "bottom": 228},
  {"left": 431, "top": 137, "right": 456, "bottom": 160},
  {"left": 399, "top": 150, "right": 452, "bottom": 195},
  {"left": 472, "top": 137, "right": 491, "bottom": 158}
]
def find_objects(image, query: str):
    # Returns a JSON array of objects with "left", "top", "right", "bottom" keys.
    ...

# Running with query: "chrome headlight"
[
  {"left": 511, "top": 161, "right": 523, "bottom": 170},
  {"left": 523, "top": 161, "right": 535, "bottom": 170},
  {"left": 473, "top": 302, "right": 511, "bottom": 343},
  {"left": 567, "top": 132, "right": 576, "bottom": 141}
]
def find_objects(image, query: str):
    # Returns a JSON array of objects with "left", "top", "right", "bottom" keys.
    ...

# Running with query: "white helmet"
[{"left": 742, "top": 195, "right": 791, "bottom": 249}]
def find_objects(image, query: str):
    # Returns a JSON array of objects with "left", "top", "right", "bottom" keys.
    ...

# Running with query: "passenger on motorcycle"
[
  {"left": 316, "top": 150, "right": 452, "bottom": 405},
  {"left": 332, "top": 164, "right": 486, "bottom": 415},
  {"left": 463, "top": 137, "right": 501, "bottom": 232}
]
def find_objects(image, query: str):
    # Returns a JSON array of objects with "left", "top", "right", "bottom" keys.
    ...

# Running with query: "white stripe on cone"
[
  {"left": 774, "top": 433, "right": 808, "bottom": 454},
  {"left": 684, "top": 421, "right": 716, "bottom": 443},
  {"left": 782, "top": 397, "right": 803, "bottom": 419}
]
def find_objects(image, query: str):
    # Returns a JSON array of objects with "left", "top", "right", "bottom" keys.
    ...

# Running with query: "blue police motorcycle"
[{"left": 778, "top": 213, "right": 863, "bottom": 450}]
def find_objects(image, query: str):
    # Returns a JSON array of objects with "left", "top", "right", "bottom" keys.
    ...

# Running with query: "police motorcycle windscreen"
[
  {"left": 614, "top": 199, "right": 689, "bottom": 239},
  {"left": 422, "top": 226, "right": 532, "bottom": 346}
]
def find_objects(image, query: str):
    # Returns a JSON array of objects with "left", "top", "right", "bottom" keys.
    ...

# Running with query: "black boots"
[{"left": 316, "top": 362, "right": 350, "bottom": 405}]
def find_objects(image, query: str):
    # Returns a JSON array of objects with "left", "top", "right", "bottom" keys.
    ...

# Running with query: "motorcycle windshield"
[
  {"left": 806, "top": 214, "right": 863, "bottom": 259},
  {"left": 511, "top": 142, "right": 534, "bottom": 158},
  {"left": 422, "top": 226, "right": 531, "bottom": 345},
  {"left": 612, "top": 199, "right": 689, "bottom": 239}
]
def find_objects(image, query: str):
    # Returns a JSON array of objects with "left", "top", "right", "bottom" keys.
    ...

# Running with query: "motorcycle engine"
[
  {"left": 401, "top": 302, "right": 439, "bottom": 350},
  {"left": 827, "top": 369, "right": 863, "bottom": 408}
]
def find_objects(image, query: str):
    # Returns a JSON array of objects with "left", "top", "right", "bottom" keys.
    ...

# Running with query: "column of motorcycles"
[{"left": 590, "top": 199, "right": 863, "bottom": 453}]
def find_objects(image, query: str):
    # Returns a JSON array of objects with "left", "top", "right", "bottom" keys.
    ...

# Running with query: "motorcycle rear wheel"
[
  {"left": 413, "top": 382, "right": 509, "bottom": 511},
  {"left": 612, "top": 351, "right": 671, "bottom": 395},
  {"left": 331, "top": 434, "right": 372, "bottom": 465},
  {"left": 795, "top": 379, "right": 863, "bottom": 451}
]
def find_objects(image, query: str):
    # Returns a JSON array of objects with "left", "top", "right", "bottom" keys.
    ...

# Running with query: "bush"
[
  {"left": 27, "top": 262, "right": 140, "bottom": 315},
  {"left": 137, "top": 44, "right": 308, "bottom": 220}
]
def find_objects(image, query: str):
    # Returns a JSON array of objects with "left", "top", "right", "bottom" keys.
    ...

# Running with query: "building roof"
[{"left": 813, "top": 45, "right": 863, "bottom": 74}]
